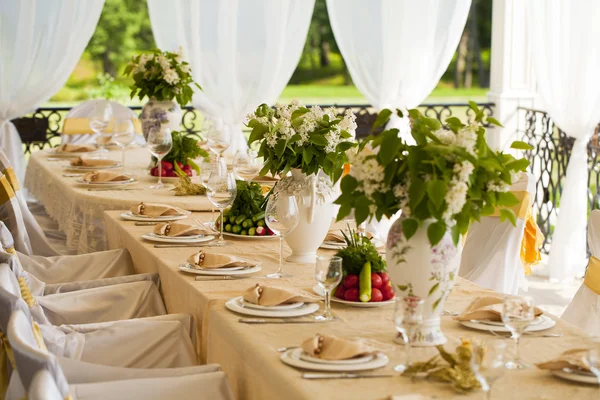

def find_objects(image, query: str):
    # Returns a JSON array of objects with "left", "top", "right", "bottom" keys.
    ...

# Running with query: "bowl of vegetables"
[{"left": 150, "top": 131, "right": 208, "bottom": 179}]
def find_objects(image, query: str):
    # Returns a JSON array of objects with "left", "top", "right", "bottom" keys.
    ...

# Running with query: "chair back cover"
[
  {"left": 0, "top": 149, "right": 59, "bottom": 256},
  {"left": 29, "top": 369, "right": 64, "bottom": 400},
  {"left": 0, "top": 174, "right": 33, "bottom": 256},
  {"left": 459, "top": 172, "right": 535, "bottom": 294}
]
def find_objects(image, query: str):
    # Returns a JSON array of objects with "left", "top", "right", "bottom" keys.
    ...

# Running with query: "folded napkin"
[
  {"left": 301, "top": 334, "right": 388, "bottom": 361},
  {"left": 324, "top": 230, "right": 373, "bottom": 243},
  {"left": 153, "top": 222, "right": 212, "bottom": 237},
  {"left": 70, "top": 157, "right": 117, "bottom": 167},
  {"left": 187, "top": 251, "right": 254, "bottom": 269},
  {"left": 253, "top": 175, "right": 279, "bottom": 182},
  {"left": 57, "top": 144, "right": 96, "bottom": 153},
  {"left": 242, "top": 283, "right": 320, "bottom": 306},
  {"left": 130, "top": 202, "right": 187, "bottom": 217},
  {"left": 536, "top": 348, "right": 591, "bottom": 372},
  {"left": 455, "top": 296, "right": 543, "bottom": 322},
  {"left": 83, "top": 171, "right": 131, "bottom": 183}
]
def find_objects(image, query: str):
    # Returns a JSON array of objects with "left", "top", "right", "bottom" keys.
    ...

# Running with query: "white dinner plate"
[
  {"left": 141, "top": 233, "right": 215, "bottom": 244},
  {"left": 63, "top": 162, "right": 121, "bottom": 171},
  {"left": 179, "top": 264, "right": 262, "bottom": 276},
  {"left": 46, "top": 148, "right": 99, "bottom": 157},
  {"left": 551, "top": 369, "right": 599, "bottom": 385},
  {"left": 225, "top": 296, "right": 320, "bottom": 318},
  {"left": 76, "top": 177, "right": 136, "bottom": 186},
  {"left": 298, "top": 352, "right": 376, "bottom": 365},
  {"left": 120, "top": 210, "right": 191, "bottom": 222},
  {"left": 223, "top": 232, "right": 278, "bottom": 240},
  {"left": 242, "top": 300, "right": 305, "bottom": 311},
  {"left": 459, "top": 315, "right": 556, "bottom": 333},
  {"left": 281, "top": 348, "right": 389, "bottom": 372},
  {"left": 312, "top": 285, "right": 395, "bottom": 308}
]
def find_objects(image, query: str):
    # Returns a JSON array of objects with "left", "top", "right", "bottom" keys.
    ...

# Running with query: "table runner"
[
  {"left": 25, "top": 148, "right": 213, "bottom": 253},
  {"left": 103, "top": 210, "right": 596, "bottom": 400}
]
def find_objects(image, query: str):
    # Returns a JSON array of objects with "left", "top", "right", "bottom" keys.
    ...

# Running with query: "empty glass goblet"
[
  {"left": 501, "top": 296, "right": 534, "bottom": 369},
  {"left": 314, "top": 256, "right": 342, "bottom": 321},
  {"left": 233, "top": 149, "right": 261, "bottom": 181},
  {"left": 200, "top": 156, "right": 227, "bottom": 224},
  {"left": 90, "top": 100, "right": 112, "bottom": 157},
  {"left": 206, "top": 171, "right": 237, "bottom": 246},
  {"left": 112, "top": 118, "right": 135, "bottom": 170},
  {"left": 205, "top": 119, "right": 230, "bottom": 163},
  {"left": 471, "top": 339, "right": 507, "bottom": 400},
  {"left": 265, "top": 193, "right": 299, "bottom": 279},
  {"left": 392, "top": 296, "right": 424, "bottom": 373},
  {"left": 147, "top": 127, "right": 173, "bottom": 189}
]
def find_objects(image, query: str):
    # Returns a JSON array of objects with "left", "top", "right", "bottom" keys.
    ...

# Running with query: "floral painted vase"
[
  {"left": 140, "top": 98, "right": 181, "bottom": 140},
  {"left": 386, "top": 216, "right": 461, "bottom": 347}
]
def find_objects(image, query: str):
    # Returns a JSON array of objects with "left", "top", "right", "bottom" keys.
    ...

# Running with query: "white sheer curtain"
[
  {"left": 528, "top": 0, "right": 600, "bottom": 281},
  {"left": 148, "top": 0, "right": 315, "bottom": 154},
  {"left": 0, "top": 0, "right": 105, "bottom": 183}
]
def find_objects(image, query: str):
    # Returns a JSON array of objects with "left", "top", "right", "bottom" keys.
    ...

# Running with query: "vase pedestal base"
[
  {"left": 285, "top": 252, "right": 317, "bottom": 264},
  {"left": 393, "top": 318, "right": 447, "bottom": 347}
]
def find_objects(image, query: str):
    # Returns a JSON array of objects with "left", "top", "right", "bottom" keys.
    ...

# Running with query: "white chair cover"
[
  {"left": 29, "top": 369, "right": 62, "bottom": 400},
  {"left": 61, "top": 100, "right": 146, "bottom": 146},
  {"left": 459, "top": 173, "right": 535, "bottom": 294},
  {"left": 0, "top": 174, "right": 33, "bottom": 255},
  {"left": 562, "top": 210, "right": 600, "bottom": 333}
]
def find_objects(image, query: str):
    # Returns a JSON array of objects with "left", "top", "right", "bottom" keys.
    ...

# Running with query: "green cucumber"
[
  {"left": 232, "top": 225, "right": 242, "bottom": 234},
  {"left": 248, "top": 227, "right": 256, "bottom": 236},
  {"left": 224, "top": 224, "right": 232, "bottom": 232},
  {"left": 359, "top": 261, "right": 372, "bottom": 302},
  {"left": 241, "top": 230, "right": 248, "bottom": 236},
  {"left": 242, "top": 218, "right": 254, "bottom": 229},
  {"left": 223, "top": 208, "right": 231, "bottom": 216},
  {"left": 235, "top": 215, "right": 247, "bottom": 225},
  {"left": 229, "top": 215, "right": 237, "bottom": 224},
  {"left": 252, "top": 211, "right": 265, "bottom": 222},
  {"left": 256, "top": 220, "right": 265, "bottom": 227}
]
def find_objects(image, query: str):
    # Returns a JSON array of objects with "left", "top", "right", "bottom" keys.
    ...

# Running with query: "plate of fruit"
[
  {"left": 149, "top": 131, "right": 208, "bottom": 180},
  {"left": 216, "top": 180, "right": 277, "bottom": 239},
  {"left": 314, "top": 230, "right": 394, "bottom": 307}
]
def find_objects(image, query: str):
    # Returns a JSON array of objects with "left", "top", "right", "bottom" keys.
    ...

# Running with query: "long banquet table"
[
  {"left": 103, "top": 210, "right": 596, "bottom": 400},
  {"left": 25, "top": 148, "right": 213, "bottom": 253}
]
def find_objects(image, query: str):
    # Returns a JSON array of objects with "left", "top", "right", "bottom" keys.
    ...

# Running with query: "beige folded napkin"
[
  {"left": 187, "top": 251, "right": 254, "bottom": 269},
  {"left": 242, "top": 283, "right": 320, "bottom": 306},
  {"left": 301, "top": 334, "right": 389, "bottom": 361},
  {"left": 455, "top": 296, "right": 544, "bottom": 322},
  {"left": 70, "top": 157, "right": 117, "bottom": 167},
  {"left": 324, "top": 230, "right": 373, "bottom": 243},
  {"left": 536, "top": 348, "right": 591, "bottom": 372},
  {"left": 253, "top": 175, "right": 279, "bottom": 182},
  {"left": 83, "top": 171, "right": 131, "bottom": 183},
  {"left": 130, "top": 202, "right": 187, "bottom": 217},
  {"left": 153, "top": 222, "right": 212, "bottom": 237},
  {"left": 57, "top": 144, "right": 96, "bottom": 153}
]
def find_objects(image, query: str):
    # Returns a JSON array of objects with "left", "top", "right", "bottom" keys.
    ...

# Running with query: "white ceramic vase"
[
  {"left": 140, "top": 98, "right": 181, "bottom": 140},
  {"left": 275, "top": 169, "right": 335, "bottom": 264},
  {"left": 386, "top": 216, "right": 461, "bottom": 347}
]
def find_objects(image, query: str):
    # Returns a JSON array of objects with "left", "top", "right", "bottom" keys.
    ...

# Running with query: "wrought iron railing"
[{"left": 517, "top": 106, "right": 600, "bottom": 253}]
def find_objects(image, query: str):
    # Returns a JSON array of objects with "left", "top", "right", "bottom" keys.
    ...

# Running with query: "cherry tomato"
[
  {"left": 370, "top": 273, "right": 382, "bottom": 289},
  {"left": 370, "top": 288, "right": 383, "bottom": 302},
  {"left": 379, "top": 272, "right": 390, "bottom": 286},
  {"left": 334, "top": 286, "right": 346, "bottom": 299},
  {"left": 344, "top": 288, "right": 360, "bottom": 302},
  {"left": 381, "top": 286, "right": 395, "bottom": 301},
  {"left": 343, "top": 274, "right": 359, "bottom": 289}
]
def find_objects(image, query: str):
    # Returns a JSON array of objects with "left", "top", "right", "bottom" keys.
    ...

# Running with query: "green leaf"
[
  {"left": 505, "top": 158, "right": 530, "bottom": 171},
  {"left": 486, "top": 117, "right": 503, "bottom": 127},
  {"left": 497, "top": 192, "right": 520, "bottom": 207},
  {"left": 409, "top": 178, "right": 426, "bottom": 209},
  {"left": 372, "top": 109, "right": 392, "bottom": 130},
  {"left": 499, "top": 208, "right": 517, "bottom": 226},
  {"left": 354, "top": 196, "right": 371, "bottom": 225},
  {"left": 340, "top": 175, "right": 358, "bottom": 194},
  {"left": 428, "top": 283, "right": 440, "bottom": 296},
  {"left": 426, "top": 180, "right": 448, "bottom": 209},
  {"left": 401, "top": 218, "right": 419, "bottom": 241},
  {"left": 302, "top": 147, "right": 314, "bottom": 164},
  {"left": 274, "top": 139, "right": 286, "bottom": 157},
  {"left": 311, "top": 134, "right": 328, "bottom": 146},
  {"left": 510, "top": 141, "right": 534, "bottom": 151},
  {"left": 378, "top": 129, "right": 401, "bottom": 164},
  {"left": 336, "top": 203, "right": 352, "bottom": 221},
  {"left": 427, "top": 220, "right": 447, "bottom": 246},
  {"left": 248, "top": 124, "right": 266, "bottom": 144}
]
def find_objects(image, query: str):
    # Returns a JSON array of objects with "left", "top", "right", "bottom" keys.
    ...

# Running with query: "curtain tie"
[{"left": 584, "top": 256, "right": 600, "bottom": 295}]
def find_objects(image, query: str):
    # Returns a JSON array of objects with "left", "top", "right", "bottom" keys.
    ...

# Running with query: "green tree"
[{"left": 86, "top": 0, "right": 155, "bottom": 77}]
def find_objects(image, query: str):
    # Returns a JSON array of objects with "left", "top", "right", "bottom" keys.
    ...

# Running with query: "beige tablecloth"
[
  {"left": 25, "top": 148, "right": 213, "bottom": 253},
  {"left": 103, "top": 210, "right": 596, "bottom": 400}
]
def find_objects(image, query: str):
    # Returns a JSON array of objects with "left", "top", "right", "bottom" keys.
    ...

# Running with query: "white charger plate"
[
  {"left": 281, "top": 348, "right": 389, "bottom": 372},
  {"left": 312, "top": 285, "right": 395, "bottom": 308},
  {"left": 64, "top": 162, "right": 121, "bottom": 171},
  {"left": 179, "top": 263, "right": 262, "bottom": 276},
  {"left": 76, "top": 177, "right": 136, "bottom": 186},
  {"left": 46, "top": 148, "right": 99, "bottom": 157},
  {"left": 242, "top": 300, "right": 304, "bottom": 311},
  {"left": 141, "top": 233, "right": 214, "bottom": 244},
  {"left": 551, "top": 369, "right": 599, "bottom": 385},
  {"left": 225, "top": 296, "right": 319, "bottom": 318},
  {"left": 223, "top": 232, "right": 278, "bottom": 240},
  {"left": 298, "top": 352, "right": 376, "bottom": 365},
  {"left": 459, "top": 315, "right": 556, "bottom": 333},
  {"left": 120, "top": 210, "right": 191, "bottom": 222}
]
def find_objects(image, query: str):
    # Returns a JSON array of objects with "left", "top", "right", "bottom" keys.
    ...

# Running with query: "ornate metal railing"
[
  {"left": 16, "top": 102, "right": 495, "bottom": 155},
  {"left": 517, "top": 106, "right": 600, "bottom": 253}
]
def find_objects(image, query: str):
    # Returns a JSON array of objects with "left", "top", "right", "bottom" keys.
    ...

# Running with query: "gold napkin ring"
[
  {"left": 90, "top": 173, "right": 98, "bottom": 182},
  {"left": 164, "top": 222, "right": 172, "bottom": 235},
  {"left": 196, "top": 250, "right": 205, "bottom": 265},
  {"left": 315, "top": 334, "right": 324, "bottom": 354},
  {"left": 139, "top": 202, "right": 146, "bottom": 215}
]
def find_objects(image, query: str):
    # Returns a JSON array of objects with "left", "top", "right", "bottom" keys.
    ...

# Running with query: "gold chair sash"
[
  {"left": 584, "top": 256, "right": 600, "bottom": 296},
  {"left": 0, "top": 331, "right": 16, "bottom": 400},
  {"left": 17, "top": 277, "right": 36, "bottom": 308},
  {"left": 0, "top": 176, "right": 15, "bottom": 205},
  {"left": 1, "top": 168, "right": 20, "bottom": 192},
  {"left": 62, "top": 117, "right": 142, "bottom": 135}
]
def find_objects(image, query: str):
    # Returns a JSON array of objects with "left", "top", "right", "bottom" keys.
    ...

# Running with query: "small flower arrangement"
[
  {"left": 335, "top": 102, "right": 533, "bottom": 246},
  {"left": 124, "top": 48, "right": 200, "bottom": 106},
  {"left": 246, "top": 100, "right": 357, "bottom": 182}
]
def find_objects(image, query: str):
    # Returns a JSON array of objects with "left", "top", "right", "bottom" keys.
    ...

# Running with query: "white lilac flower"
[
  {"left": 157, "top": 55, "right": 170, "bottom": 71},
  {"left": 163, "top": 68, "right": 179, "bottom": 85},
  {"left": 443, "top": 180, "right": 468, "bottom": 223},
  {"left": 180, "top": 64, "right": 190, "bottom": 74},
  {"left": 339, "top": 109, "right": 357, "bottom": 137},
  {"left": 324, "top": 129, "right": 341, "bottom": 153},
  {"left": 487, "top": 181, "right": 510, "bottom": 192},
  {"left": 175, "top": 46, "right": 184, "bottom": 63},
  {"left": 453, "top": 161, "right": 474, "bottom": 183},
  {"left": 246, "top": 113, "right": 256, "bottom": 122},
  {"left": 265, "top": 131, "right": 278, "bottom": 148},
  {"left": 455, "top": 125, "right": 477, "bottom": 155},
  {"left": 434, "top": 128, "right": 456, "bottom": 145},
  {"left": 396, "top": 108, "right": 412, "bottom": 140},
  {"left": 139, "top": 54, "right": 153, "bottom": 66}
]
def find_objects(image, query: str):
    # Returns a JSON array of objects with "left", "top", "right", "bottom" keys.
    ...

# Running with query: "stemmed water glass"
[
  {"left": 112, "top": 119, "right": 135, "bottom": 170},
  {"left": 585, "top": 337, "right": 600, "bottom": 388},
  {"left": 90, "top": 100, "right": 113, "bottom": 158},
  {"left": 501, "top": 296, "right": 534, "bottom": 369},
  {"left": 147, "top": 127, "right": 173, "bottom": 189},
  {"left": 314, "top": 256, "right": 342, "bottom": 321},
  {"left": 206, "top": 171, "right": 237, "bottom": 246},
  {"left": 206, "top": 120, "right": 230, "bottom": 163},
  {"left": 233, "top": 149, "right": 261, "bottom": 181},
  {"left": 265, "top": 193, "right": 299, "bottom": 279},
  {"left": 471, "top": 340, "right": 507, "bottom": 400},
  {"left": 392, "top": 296, "right": 424, "bottom": 373},
  {"left": 200, "top": 156, "right": 227, "bottom": 224}
]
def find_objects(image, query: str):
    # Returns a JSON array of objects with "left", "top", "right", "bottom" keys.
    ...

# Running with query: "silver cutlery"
[
  {"left": 154, "top": 243, "right": 217, "bottom": 248},
  {"left": 195, "top": 276, "right": 250, "bottom": 281},
  {"left": 441, "top": 310, "right": 459, "bottom": 316},
  {"left": 239, "top": 318, "right": 327, "bottom": 325},
  {"left": 135, "top": 222, "right": 158, "bottom": 226},
  {"left": 562, "top": 368, "right": 596, "bottom": 377},
  {"left": 485, "top": 329, "right": 562, "bottom": 338},
  {"left": 87, "top": 188, "right": 139, "bottom": 191},
  {"left": 276, "top": 346, "right": 298, "bottom": 353},
  {"left": 302, "top": 373, "right": 395, "bottom": 380}
]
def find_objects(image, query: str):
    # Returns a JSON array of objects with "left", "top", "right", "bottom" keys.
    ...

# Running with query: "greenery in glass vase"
[
  {"left": 335, "top": 102, "right": 533, "bottom": 246},
  {"left": 246, "top": 100, "right": 357, "bottom": 182},
  {"left": 123, "top": 48, "right": 201, "bottom": 106}
]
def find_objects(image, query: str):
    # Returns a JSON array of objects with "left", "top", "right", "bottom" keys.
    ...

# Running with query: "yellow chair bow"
[{"left": 584, "top": 256, "right": 600, "bottom": 296}]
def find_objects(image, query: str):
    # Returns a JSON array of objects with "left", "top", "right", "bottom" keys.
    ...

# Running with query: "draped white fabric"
[
  {"left": 0, "top": 0, "right": 105, "bottom": 183},
  {"left": 527, "top": 0, "right": 600, "bottom": 281},
  {"left": 148, "top": 0, "right": 314, "bottom": 154}
]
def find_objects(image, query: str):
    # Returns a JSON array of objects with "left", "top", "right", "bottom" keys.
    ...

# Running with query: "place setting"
[
  {"left": 179, "top": 250, "right": 262, "bottom": 280},
  {"left": 537, "top": 337, "right": 600, "bottom": 385},
  {"left": 64, "top": 156, "right": 122, "bottom": 171},
  {"left": 121, "top": 201, "right": 191, "bottom": 222},
  {"left": 46, "top": 143, "right": 100, "bottom": 158},
  {"left": 141, "top": 221, "right": 215, "bottom": 245},
  {"left": 75, "top": 170, "right": 137, "bottom": 188}
]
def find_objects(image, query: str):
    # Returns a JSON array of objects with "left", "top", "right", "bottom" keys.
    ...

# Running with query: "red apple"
[
  {"left": 371, "top": 273, "right": 383, "bottom": 289},
  {"left": 344, "top": 288, "right": 359, "bottom": 302},
  {"left": 334, "top": 286, "right": 346, "bottom": 299},
  {"left": 370, "top": 288, "right": 383, "bottom": 302},
  {"left": 343, "top": 274, "right": 359, "bottom": 289}
]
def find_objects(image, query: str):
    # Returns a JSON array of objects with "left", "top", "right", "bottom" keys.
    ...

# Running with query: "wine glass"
[
  {"left": 392, "top": 296, "right": 424, "bottom": 373},
  {"left": 265, "top": 193, "right": 299, "bottom": 279},
  {"left": 200, "top": 157, "right": 227, "bottom": 224},
  {"left": 206, "top": 119, "right": 230, "bottom": 162},
  {"left": 206, "top": 171, "right": 237, "bottom": 246},
  {"left": 112, "top": 119, "right": 135, "bottom": 170},
  {"left": 501, "top": 296, "right": 534, "bottom": 369},
  {"left": 584, "top": 337, "right": 600, "bottom": 387},
  {"left": 233, "top": 149, "right": 261, "bottom": 181},
  {"left": 90, "top": 100, "right": 113, "bottom": 158},
  {"left": 314, "top": 256, "right": 342, "bottom": 321},
  {"left": 147, "top": 127, "right": 173, "bottom": 189},
  {"left": 471, "top": 340, "right": 507, "bottom": 400}
]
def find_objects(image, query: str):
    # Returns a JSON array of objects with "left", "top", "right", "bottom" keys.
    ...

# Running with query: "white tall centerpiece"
[
  {"left": 335, "top": 104, "right": 532, "bottom": 346},
  {"left": 247, "top": 101, "right": 357, "bottom": 263}
]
